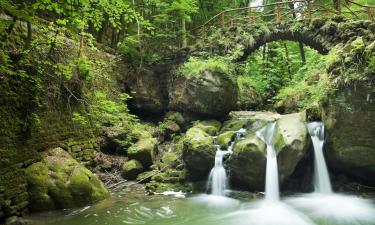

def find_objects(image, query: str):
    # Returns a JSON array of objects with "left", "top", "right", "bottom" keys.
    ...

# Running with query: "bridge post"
[
  {"left": 276, "top": 3, "right": 281, "bottom": 24},
  {"left": 248, "top": 7, "right": 253, "bottom": 24},
  {"left": 221, "top": 12, "right": 225, "bottom": 29},
  {"left": 307, "top": 0, "right": 312, "bottom": 19},
  {"left": 366, "top": 7, "right": 373, "bottom": 20},
  {"left": 337, "top": 0, "right": 342, "bottom": 16}
]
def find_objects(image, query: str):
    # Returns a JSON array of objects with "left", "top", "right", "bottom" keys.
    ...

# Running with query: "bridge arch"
[{"left": 190, "top": 18, "right": 353, "bottom": 61}]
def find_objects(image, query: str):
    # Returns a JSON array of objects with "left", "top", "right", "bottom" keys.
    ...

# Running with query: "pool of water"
[{"left": 26, "top": 184, "right": 375, "bottom": 225}]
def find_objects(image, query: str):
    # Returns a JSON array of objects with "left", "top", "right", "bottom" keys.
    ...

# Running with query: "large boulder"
[
  {"left": 25, "top": 148, "right": 108, "bottom": 212},
  {"left": 122, "top": 159, "right": 144, "bottom": 180},
  {"left": 124, "top": 68, "right": 168, "bottom": 113},
  {"left": 127, "top": 137, "right": 158, "bottom": 168},
  {"left": 227, "top": 112, "right": 310, "bottom": 191},
  {"left": 228, "top": 133, "right": 267, "bottom": 190},
  {"left": 168, "top": 70, "right": 238, "bottom": 118},
  {"left": 322, "top": 84, "right": 375, "bottom": 184},
  {"left": 182, "top": 127, "right": 216, "bottom": 180},
  {"left": 273, "top": 113, "right": 310, "bottom": 182}
]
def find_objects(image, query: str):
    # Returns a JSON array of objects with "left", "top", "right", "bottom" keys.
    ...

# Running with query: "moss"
[
  {"left": 220, "top": 119, "right": 251, "bottom": 133},
  {"left": 127, "top": 138, "right": 158, "bottom": 167},
  {"left": 121, "top": 160, "right": 144, "bottom": 180},
  {"left": 217, "top": 131, "right": 236, "bottom": 149},
  {"left": 69, "top": 167, "right": 109, "bottom": 203},
  {"left": 192, "top": 120, "right": 221, "bottom": 136},
  {"left": 25, "top": 148, "right": 109, "bottom": 212},
  {"left": 161, "top": 152, "right": 179, "bottom": 168}
]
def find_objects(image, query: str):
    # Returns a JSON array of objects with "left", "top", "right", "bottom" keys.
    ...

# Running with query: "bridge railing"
[{"left": 190, "top": 0, "right": 374, "bottom": 36}]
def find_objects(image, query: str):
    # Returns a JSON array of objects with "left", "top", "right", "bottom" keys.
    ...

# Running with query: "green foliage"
[{"left": 179, "top": 56, "right": 234, "bottom": 80}]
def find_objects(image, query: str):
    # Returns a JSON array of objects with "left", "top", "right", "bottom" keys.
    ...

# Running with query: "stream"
[{"left": 25, "top": 122, "right": 375, "bottom": 225}]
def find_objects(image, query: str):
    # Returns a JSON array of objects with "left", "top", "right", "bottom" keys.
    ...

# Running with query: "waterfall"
[
  {"left": 207, "top": 147, "right": 229, "bottom": 196},
  {"left": 307, "top": 122, "right": 332, "bottom": 194},
  {"left": 256, "top": 123, "right": 279, "bottom": 202},
  {"left": 207, "top": 128, "right": 246, "bottom": 196}
]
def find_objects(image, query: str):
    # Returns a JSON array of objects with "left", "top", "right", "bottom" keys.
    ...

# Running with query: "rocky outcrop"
[
  {"left": 122, "top": 159, "right": 144, "bottom": 180},
  {"left": 25, "top": 148, "right": 108, "bottom": 212},
  {"left": 124, "top": 68, "right": 168, "bottom": 113},
  {"left": 227, "top": 112, "right": 310, "bottom": 191},
  {"left": 323, "top": 84, "right": 375, "bottom": 184},
  {"left": 168, "top": 70, "right": 238, "bottom": 118},
  {"left": 273, "top": 113, "right": 310, "bottom": 182},
  {"left": 127, "top": 137, "right": 158, "bottom": 168},
  {"left": 228, "top": 133, "right": 267, "bottom": 190},
  {"left": 182, "top": 127, "right": 216, "bottom": 180}
]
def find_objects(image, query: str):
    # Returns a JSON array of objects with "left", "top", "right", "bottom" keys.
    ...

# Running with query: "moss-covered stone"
[
  {"left": 272, "top": 113, "right": 310, "bottom": 183},
  {"left": 228, "top": 133, "right": 267, "bottom": 190},
  {"left": 183, "top": 127, "right": 216, "bottom": 180},
  {"left": 122, "top": 160, "right": 144, "bottom": 180},
  {"left": 25, "top": 148, "right": 108, "bottom": 212},
  {"left": 217, "top": 131, "right": 236, "bottom": 148},
  {"left": 161, "top": 152, "right": 180, "bottom": 168},
  {"left": 127, "top": 138, "right": 158, "bottom": 167},
  {"left": 192, "top": 120, "right": 222, "bottom": 136}
]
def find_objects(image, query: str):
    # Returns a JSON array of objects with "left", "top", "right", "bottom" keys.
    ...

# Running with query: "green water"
[{"left": 26, "top": 184, "right": 375, "bottom": 225}]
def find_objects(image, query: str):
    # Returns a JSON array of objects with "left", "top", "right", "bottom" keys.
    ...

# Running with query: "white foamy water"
[
  {"left": 256, "top": 123, "right": 279, "bottom": 202},
  {"left": 307, "top": 122, "right": 332, "bottom": 194}
]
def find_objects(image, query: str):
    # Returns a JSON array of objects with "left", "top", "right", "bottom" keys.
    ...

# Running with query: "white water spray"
[
  {"left": 256, "top": 123, "right": 279, "bottom": 202},
  {"left": 307, "top": 122, "right": 332, "bottom": 194},
  {"left": 207, "top": 128, "right": 246, "bottom": 196}
]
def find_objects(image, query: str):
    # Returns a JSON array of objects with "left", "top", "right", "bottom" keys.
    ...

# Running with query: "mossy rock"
[
  {"left": 146, "top": 181, "right": 192, "bottom": 193},
  {"left": 272, "top": 113, "right": 310, "bottom": 183},
  {"left": 136, "top": 171, "right": 156, "bottom": 183},
  {"left": 121, "top": 160, "right": 144, "bottom": 180},
  {"left": 220, "top": 119, "right": 250, "bottom": 133},
  {"left": 228, "top": 133, "right": 267, "bottom": 190},
  {"left": 161, "top": 152, "right": 180, "bottom": 168},
  {"left": 25, "top": 148, "right": 109, "bottom": 212},
  {"left": 164, "top": 120, "right": 181, "bottom": 136},
  {"left": 165, "top": 111, "right": 186, "bottom": 127},
  {"left": 217, "top": 131, "right": 236, "bottom": 149},
  {"left": 192, "top": 120, "right": 221, "bottom": 136},
  {"left": 127, "top": 138, "right": 158, "bottom": 167},
  {"left": 182, "top": 127, "right": 216, "bottom": 180}
]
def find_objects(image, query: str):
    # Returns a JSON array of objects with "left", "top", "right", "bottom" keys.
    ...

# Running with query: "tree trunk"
[
  {"left": 97, "top": 16, "right": 109, "bottom": 43},
  {"left": 181, "top": 18, "right": 187, "bottom": 48},
  {"left": 299, "top": 42, "right": 306, "bottom": 65},
  {"left": 25, "top": 21, "right": 32, "bottom": 49},
  {"left": 283, "top": 42, "right": 292, "bottom": 78}
]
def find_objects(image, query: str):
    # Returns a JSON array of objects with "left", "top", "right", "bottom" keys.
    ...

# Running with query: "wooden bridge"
[{"left": 190, "top": 0, "right": 374, "bottom": 36}]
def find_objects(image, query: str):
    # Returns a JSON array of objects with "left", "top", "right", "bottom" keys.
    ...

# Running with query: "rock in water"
[
  {"left": 25, "top": 148, "right": 109, "bottom": 212},
  {"left": 127, "top": 138, "right": 158, "bottom": 168},
  {"left": 273, "top": 113, "right": 310, "bottom": 182},
  {"left": 228, "top": 133, "right": 267, "bottom": 190},
  {"left": 168, "top": 70, "right": 238, "bottom": 118},
  {"left": 122, "top": 159, "right": 144, "bottom": 180},
  {"left": 323, "top": 84, "right": 375, "bottom": 184},
  {"left": 183, "top": 127, "right": 216, "bottom": 180}
]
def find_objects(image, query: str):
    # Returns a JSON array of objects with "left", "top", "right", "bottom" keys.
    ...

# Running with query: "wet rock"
[
  {"left": 192, "top": 120, "right": 222, "bottom": 136},
  {"left": 127, "top": 138, "right": 158, "bottom": 168},
  {"left": 273, "top": 112, "right": 310, "bottom": 182},
  {"left": 122, "top": 160, "right": 144, "bottom": 180},
  {"left": 217, "top": 131, "right": 236, "bottom": 149},
  {"left": 322, "top": 84, "right": 375, "bottom": 184},
  {"left": 182, "top": 127, "right": 216, "bottom": 180},
  {"left": 168, "top": 70, "right": 238, "bottom": 118},
  {"left": 228, "top": 133, "right": 267, "bottom": 190},
  {"left": 25, "top": 148, "right": 108, "bottom": 212}
]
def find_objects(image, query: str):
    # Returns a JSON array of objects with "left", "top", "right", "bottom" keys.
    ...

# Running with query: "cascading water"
[
  {"left": 256, "top": 123, "right": 279, "bottom": 202},
  {"left": 207, "top": 147, "right": 229, "bottom": 196},
  {"left": 306, "top": 122, "right": 332, "bottom": 194},
  {"left": 284, "top": 122, "right": 375, "bottom": 225},
  {"left": 207, "top": 128, "right": 246, "bottom": 196}
]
